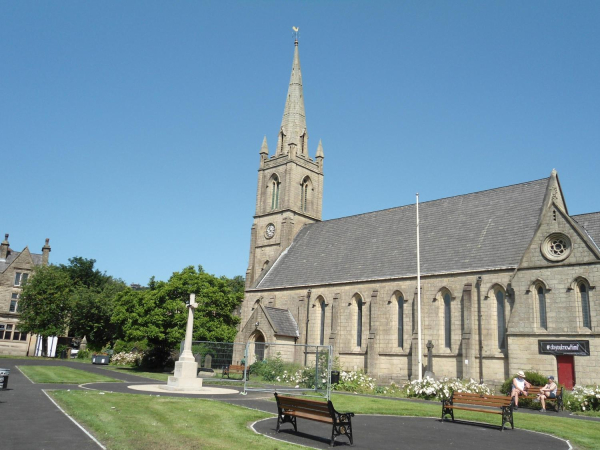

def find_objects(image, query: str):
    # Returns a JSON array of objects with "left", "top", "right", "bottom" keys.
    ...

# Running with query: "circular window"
[{"left": 541, "top": 233, "right": 572, "bottom": 262}]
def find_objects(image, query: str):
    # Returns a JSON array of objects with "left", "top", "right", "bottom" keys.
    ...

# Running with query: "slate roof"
[
  {"left": 256, "top": 178, "right": 552, "bottom": 289},
  {"left": 264, "top": 306, "right": 299, "bottom": 337},
  {"left": 0, "top": 250, "right": 43, "bottom": 273},
  {"left": 572, "top": 212, "right": 600, "bottom": 251}
]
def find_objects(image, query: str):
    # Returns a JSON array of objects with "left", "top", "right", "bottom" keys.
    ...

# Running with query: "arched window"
[
  {"left": 320, "top": 299, "right": 326, "bottom": 345},
  {"left": 579, "top": 282, "right": 591, "bottom": 329},
  {"left": 356, "top": 296, "right": 363, "bottom": 347},
  {"left": 444, "top": 293, "right": 451, "bottom": 348},
  {"left": 300, "top": 177, "right": 311, "bottom": 212},
  {"left": 537, "top": 286, "right": 547, "bottom": 330},
  {"left": 397, "top": 293, "right": 404, "bottom": 348},
  {"left": 496, "top": 290, "right": 506, "bottom": 349},
  {"left": 270, "top": 176, "right": 280, "bottom": 210}
]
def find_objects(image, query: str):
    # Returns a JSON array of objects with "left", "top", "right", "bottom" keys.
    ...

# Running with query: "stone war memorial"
[{"left": 234, "top": 36, "right": 599, "bottom": 390}]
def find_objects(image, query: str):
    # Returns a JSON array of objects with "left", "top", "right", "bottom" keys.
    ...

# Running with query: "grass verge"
[
  {"left": 18, "top": 366, "right": 120, "bottom": 384},
  {"left": 50, "top": 390, "right": 301, "bottom": 450},
  {"left": 100, "top": 365, "right": 171, "bottom": 382}
]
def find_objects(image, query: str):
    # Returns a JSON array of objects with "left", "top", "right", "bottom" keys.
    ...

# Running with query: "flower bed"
[
  {"left": 566, "top": 385, "right": 600, "bottom": 412},
  {"left": 403, "top": 376, "right": 493, "bottom": 401}
]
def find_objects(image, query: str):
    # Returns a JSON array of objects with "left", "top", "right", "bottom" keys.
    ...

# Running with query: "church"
[{"left": 235, "top": 39, "right": 599, "bottom": 389}]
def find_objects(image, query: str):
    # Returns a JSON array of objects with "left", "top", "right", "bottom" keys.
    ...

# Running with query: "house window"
[
  {"left": 319, "top": 300, "right": 326, "bottom": 346},
  {"left": 14, "top": 272, "right": 29, "bottom": 287},
  {"left": 397, "top": 294, "right": 404, "bottom": 348},
  {"left": 357, "top": 298, "right": 363, "bottom": 347},
  {"left": 537, "top": 286, "right": 547, "bottom": 330},
  {"left": 579, "top": 283, "right": 591, "bottom": 329},
  {"left": 0, "top": 324, "right": 4, "bottom": 340},
  {"left": 12, "top": 329, "right": 26, "bottom": 341},
  {"left": 444, "top": 293, "right": 451, "bottom": 348},
  {"left": 496, "top": 290, "right": 506, "bottom": 349},
  {"left": 10, "top": 293, "right": 19, "bottom": 313},
  {"left": 2, "top": 324, "right": 13, "bottom": 340}
]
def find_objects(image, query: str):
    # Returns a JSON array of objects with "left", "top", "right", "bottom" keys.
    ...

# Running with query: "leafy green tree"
[
  {"left": 19, "top": 257, "right": 125, "bottom": 350},
  {"left": 59, "top": 256, "right": 111, "bottom": 289},
  {"left": 69, "top": 278, "right": 126, "bottom": 350},
  {"left": 19, "top": 265, "right": 74, "bottom": 337},
  {"left": 112, "top": 266, "right": 243, "bottom": 365}
]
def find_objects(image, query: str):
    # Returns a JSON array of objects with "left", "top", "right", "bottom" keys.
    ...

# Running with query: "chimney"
[
  {"left": 42, "top": 238, "right": 51, "bottom": 265},
  {"left": 1, "top": 234, "right": 9, "bottom": 260}
]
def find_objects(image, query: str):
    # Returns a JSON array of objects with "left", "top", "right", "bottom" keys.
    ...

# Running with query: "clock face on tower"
[{"left": 265, "top": 223, "right": 276, "bottom": 239}]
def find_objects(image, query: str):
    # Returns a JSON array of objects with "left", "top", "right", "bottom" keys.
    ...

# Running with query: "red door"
[{"left": 556, "top": 355, "right": 575, "bottom": 389}]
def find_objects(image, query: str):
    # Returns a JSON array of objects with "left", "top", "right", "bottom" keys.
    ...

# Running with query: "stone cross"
[
  {"left": 179, "top": 293, "right": 199, "bottom": 362},
  {"left": 426, "top": 340, "right": 434, "bottom": 374}
]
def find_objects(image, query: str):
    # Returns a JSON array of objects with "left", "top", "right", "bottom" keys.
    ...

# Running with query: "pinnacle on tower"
[{"left": 260, "top": 136, "right": 269, "bottom": 155}]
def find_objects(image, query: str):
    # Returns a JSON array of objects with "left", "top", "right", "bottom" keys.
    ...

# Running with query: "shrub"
[
  {"left": 565, "top": 385, "right": 600, "bottom": 412},
  {"left": 110, "top": 351, "right": 142, "bottom": 366},
  {"left": 113, "top": 340, "right": 148, "bottom": 354},
  {"left": 334, "top": 370, "right": 377, "bottom": 393},
  {"left": 258, "top": 354, "right": 286, "bottom": 382},
  {"left": 403, "top": 377, "right": 493, "bottom": 401},
  {"left": 76, "top": 349, "right": 91, "bottom": 360},
  {"left": 140, "top": 346, "right": 174, "bottom": 370}
]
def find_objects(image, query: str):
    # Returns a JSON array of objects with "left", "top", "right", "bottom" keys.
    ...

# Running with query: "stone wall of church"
[{"left": 241, "top": 255, "right": 599, "bottom": 387}]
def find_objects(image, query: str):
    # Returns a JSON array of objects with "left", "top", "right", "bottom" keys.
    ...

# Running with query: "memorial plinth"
[{"left": 161, "top": 293, "right": 204, "bottom": 391}]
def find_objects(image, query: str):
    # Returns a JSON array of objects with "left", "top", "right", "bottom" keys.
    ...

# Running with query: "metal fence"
[{"left": 184, "top": 341, "right": 333, "bottom": 400}]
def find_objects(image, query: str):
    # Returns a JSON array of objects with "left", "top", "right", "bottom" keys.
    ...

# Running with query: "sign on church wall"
[{"left": 538, "top": 340, "right": 590, "bottom": 356}]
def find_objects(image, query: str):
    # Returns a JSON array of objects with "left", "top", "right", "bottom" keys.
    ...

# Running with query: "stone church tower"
[{"left": 245, "top": 39, "right": 324, "bottom": 289}]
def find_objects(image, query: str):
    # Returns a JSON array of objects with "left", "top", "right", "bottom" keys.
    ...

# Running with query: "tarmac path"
[{"left": 0, "top": 358, "right": 582, "bottom": 449}]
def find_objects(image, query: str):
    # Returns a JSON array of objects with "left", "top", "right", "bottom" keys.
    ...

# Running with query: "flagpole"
[{"left": 416, "top": 193, "right": 422, "bottom": 380}]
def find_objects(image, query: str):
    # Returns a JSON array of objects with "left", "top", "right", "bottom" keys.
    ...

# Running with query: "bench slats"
[
  {"left": 442, "top": 391, "right": 514, "bottom": 431},
  {"left": 444, "top": 405, "right": 502, "bottom": 415},
  {"left": 274, "top": 393, "right": 354, "bottom": 446}
]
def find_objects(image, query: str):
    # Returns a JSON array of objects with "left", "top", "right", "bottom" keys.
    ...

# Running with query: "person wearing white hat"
[{"left": 510, "top": 370, "right": 531, "bottom": 409}]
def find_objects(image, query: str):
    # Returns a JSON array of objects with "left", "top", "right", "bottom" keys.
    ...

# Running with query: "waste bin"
[
  {"left": 92, "top": 355, "right": 110, "bottom": 365},
  {"left": 0, "top": 368, "right": 9, "bottom": 390},
  {"left": 330, "top": 370, "right": 340, "bottom": 385}
]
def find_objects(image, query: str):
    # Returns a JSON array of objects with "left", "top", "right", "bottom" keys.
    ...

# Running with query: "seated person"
[
  {"left": 510, "top": 370, "right": 531, "bottom": 409},
  {"left": 536, "top": 375, "right": 558, "bottom": 412}
]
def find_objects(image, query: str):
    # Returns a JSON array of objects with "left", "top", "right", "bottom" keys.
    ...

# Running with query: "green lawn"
[
  {"left": 100, "top": 365, "right": 171, "bottom": 382},
  {"left": 18, "top": 366, "right": 120, "bottom": 384},
  {"left": 50, "top": 390, "right": 301, "bottom": 450},
  {"left": 330, "top": 394, "right": 600, "bottom": 450}
]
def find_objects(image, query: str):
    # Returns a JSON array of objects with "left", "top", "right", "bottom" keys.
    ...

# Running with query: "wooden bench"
[
  {"left": 274, "top": 393, "right": 355, "bottom": 446},
  {"left": 442, "top": 391, "right": 514, "bottom": 431},
  {"left": 222, "top": 364, "right": 248, "bottom": 380},
  {"left": 516, "top": 386, "right": 564, "bottom": 412}
]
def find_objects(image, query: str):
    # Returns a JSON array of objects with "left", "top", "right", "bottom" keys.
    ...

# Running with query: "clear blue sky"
[{"left": 3, "top": 1, "right": 599, "bottom": 285}]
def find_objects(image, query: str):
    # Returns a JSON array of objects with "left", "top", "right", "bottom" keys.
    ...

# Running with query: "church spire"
[{"left": 278, "top": 39, "right": 307, "bottom": 156}]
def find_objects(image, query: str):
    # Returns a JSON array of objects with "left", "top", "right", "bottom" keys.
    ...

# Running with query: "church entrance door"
[
  {"left": 556, "top": 355, "right": 575, "bottom": 389},
  {"left": 252, "top": 332, "right": 265, "bottom": 362}
]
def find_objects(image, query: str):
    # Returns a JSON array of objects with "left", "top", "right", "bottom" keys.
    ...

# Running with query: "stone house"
[
  {"left": 235, "top": 40, "right": 599, "bottom": 389},
  {"left": 0, "top": 234, "right": 51, "bottom": 355}
]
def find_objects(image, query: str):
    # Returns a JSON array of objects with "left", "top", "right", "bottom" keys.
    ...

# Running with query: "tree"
[
  {"left": 69, "top": 278, "right": 126, "bottom": 350},
  {"left": 112, "top": 266, "right": 243, "bottom": 365},
  {"left": 19, "top": 265, "right": 74, "bottom": 337},
  {"left": 19, "top": 257, "right": 125, "bottom": 350}
]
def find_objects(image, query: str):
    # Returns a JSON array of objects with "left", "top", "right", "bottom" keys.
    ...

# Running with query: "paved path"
[{"left": 0, "top": 358, "right": 585, "bottom": 449}]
